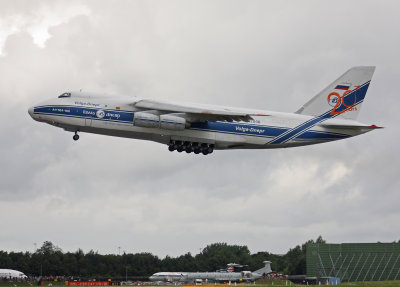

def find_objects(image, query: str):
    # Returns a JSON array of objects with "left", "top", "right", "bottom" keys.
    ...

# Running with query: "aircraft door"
[
  {"left": 85, "top": 117, "right": 92, "bottom": 126},
  {"left": 82, "top": 108, "right": 93, "bottom": 127}
]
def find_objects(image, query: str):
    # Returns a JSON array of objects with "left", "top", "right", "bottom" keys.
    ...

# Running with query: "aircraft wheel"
[
  {"left": 177, "top": 146, "right": 184, "bottom": 152},
  {"left": 173, "top": 140, "right": 180, "bottom": 150},
  {"left": 202, "top": 150, "right": 209, "bottom": 155},
  {"left": 185, "top": 145, "right": 193, "bottom": 153},
  {"left": 168, "top": 145, "right": 175, "bottom": 152},
  {"left": 73, "top": 134, "right": 79, "bottom": 141},
  {"left": 194, "top": 148, "right": 200, "bottom": 154}
]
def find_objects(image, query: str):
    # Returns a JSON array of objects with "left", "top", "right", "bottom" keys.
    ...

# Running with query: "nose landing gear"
[{"left": 73, "top": 131, "right": 80, "bottom": 141}]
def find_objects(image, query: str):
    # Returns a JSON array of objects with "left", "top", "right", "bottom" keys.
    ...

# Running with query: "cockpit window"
[{"left": 58, "top": 92, "right": 71, "bottom": 98}]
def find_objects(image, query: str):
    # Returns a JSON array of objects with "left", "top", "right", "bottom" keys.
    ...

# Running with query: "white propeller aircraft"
[{"left": 28, "top": 66, "right": 380, "bottom": 155}]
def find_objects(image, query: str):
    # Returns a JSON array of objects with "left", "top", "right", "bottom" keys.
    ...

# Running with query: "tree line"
[{"left": 0, "top": 237, "right": 326, "bottom": 279}]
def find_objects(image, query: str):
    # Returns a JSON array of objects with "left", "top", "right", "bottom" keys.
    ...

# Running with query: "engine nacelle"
[
  {"left": 134, "top": 112, "right": 160, "bottom": 128},
  {"left": 160, "top": 114, "right": 186, "bottom": 131},
  {"left": 134, "top": 112, "right": 186, "bottom": 131}
]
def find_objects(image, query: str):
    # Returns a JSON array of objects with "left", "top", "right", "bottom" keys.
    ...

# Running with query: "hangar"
[{"left": 307, "top": 242, "right": 400, "bottom": 282}]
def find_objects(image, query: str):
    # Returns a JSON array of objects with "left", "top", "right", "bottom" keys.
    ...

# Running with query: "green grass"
[
  {"left": 254, "top": 282, "right": 400, "bottom": 286},
  {"left": 0, "top": 284, "right": 66, "bottom": 287},
  {"left": 341, "top": 281, "right": 400, "bottom": 287}
]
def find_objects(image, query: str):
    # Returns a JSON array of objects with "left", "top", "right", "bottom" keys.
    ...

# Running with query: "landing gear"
[
  {"left": 201, "top": 143, "right": 214, "bottom": 155},
  {"left": 193, "top": 143, "right": 201, "bottom": 154},
  {"left": 201, "top": 143, "right": 208, "bottom": 155},
  {"left": 73, "top": 132, "right": 79, "bottom": 141},
  {"left": 184, "top": 142, "right": 193, "bottom": 153},
  {"left": 167, "top": 141, "right": 214, "bottom": 155}
]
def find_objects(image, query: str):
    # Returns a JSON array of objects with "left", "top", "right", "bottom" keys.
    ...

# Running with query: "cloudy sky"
[{"left": 1, "top": 0, "right": 399, "bottom": 258}]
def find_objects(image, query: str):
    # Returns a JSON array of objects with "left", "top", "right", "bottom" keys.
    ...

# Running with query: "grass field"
[{"left": 1, "top": 282, "right": 400, "bottom": 287}]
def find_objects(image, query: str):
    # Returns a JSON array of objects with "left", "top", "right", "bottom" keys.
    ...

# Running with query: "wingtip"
[{"left": 370, "top": 124, "right": 384, "bottom": 129}]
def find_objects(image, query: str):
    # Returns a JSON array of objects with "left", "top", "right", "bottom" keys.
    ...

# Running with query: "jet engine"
[
  {"left": 241, "top": 271, "right": 252, "bottom": 278},
  {"left": 159, "top": 114, "right": 186, "bottom": 130},
  {"left": 134, "top": 112, "right": 186, "bottom": 130},
  {"left": 133, "top": 112, "right": 159, "bottom": 128}
]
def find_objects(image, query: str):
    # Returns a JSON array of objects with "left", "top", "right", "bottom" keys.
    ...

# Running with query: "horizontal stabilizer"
[{"left": 318, "top": 123, "right": 383, "bottom": 130}]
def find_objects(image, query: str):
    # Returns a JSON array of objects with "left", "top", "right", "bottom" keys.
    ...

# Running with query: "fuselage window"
[{"left": 58, "top": 92, "right": 71, "bottom": 98}]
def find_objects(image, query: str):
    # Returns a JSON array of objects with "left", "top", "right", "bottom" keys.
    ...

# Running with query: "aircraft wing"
[{"left": 133, "top": 99, "right": 253, "bottom": 122}]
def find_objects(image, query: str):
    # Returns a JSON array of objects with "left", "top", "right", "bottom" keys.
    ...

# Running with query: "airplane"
[
  {"left": 148, "top": 261, "right": 272, "bottom": 283},
  {"left": 28, "top": 66, "right": 381, "bottom": 155},
  {"left": 0, "top": 269, "right": 28, "bottom": 279}
]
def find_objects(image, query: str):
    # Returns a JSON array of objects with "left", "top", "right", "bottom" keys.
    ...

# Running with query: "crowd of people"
[
  {"left": 0, "top": 276, "right": 27, "bottom": 282},
  {"left": 0, "top": 275, "right": 78, "bottom": 283},
  {"left": 264, "top": 272, "right": 288, "bottom": 280}
]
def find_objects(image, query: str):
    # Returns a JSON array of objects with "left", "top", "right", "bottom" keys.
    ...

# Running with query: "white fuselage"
[
  {"left": 149, "top": 271, "right": 261, "bottom": 283},
  {"left": 28, "top": 93, "right": 371, "bottom": 153},
  {"left": 149, "top": 261, "right": 272, "bottom": 283}
]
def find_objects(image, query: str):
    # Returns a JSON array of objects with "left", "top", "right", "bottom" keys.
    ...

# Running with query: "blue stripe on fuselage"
[
  {"left": 33, "top": 104, "right": 350, "bottom": 143},
  {"left": 191, "top": 121, "right": 349, "bottom": 141},
  {"left": 191, "top": 121, "right": 289, "bottom": 138},
  {"left": 296, "top": 130, "right": 350, "bottom": 140},
  {"left": 33, "top": 105, "right": 134, "bottom": 123}
]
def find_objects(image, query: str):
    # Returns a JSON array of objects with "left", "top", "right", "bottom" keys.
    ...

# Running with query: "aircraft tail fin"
[
  {"left": 296, "top": 66, "right": 375, "bottom": 120},
  {"left": 254, "top": 261, "right": 272, "bottom": 275}
]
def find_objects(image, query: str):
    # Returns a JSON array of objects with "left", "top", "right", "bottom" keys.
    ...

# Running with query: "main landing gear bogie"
[{"left": 168, "top": 141, "right": 214, "bottom": 155}]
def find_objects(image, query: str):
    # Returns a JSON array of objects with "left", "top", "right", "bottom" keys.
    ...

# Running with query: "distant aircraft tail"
[
  {"left": 254, "top": 261, "right": 272, "bottom": 275},
  {"left": 296, "top": 66, "right": 376, "bottom": 120}
]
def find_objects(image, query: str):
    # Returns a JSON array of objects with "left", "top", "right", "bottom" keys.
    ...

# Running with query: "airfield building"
[{"left": 306, "top": 242, "right": 400, "bottom": 282}]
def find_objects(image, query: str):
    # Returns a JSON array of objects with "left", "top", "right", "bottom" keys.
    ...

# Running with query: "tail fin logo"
[
  {"left": 327, "top": 86, "right": 360, "bottom": 115},
  {"left": 327, "top": 93, "right": 340, "bottom": 107}
]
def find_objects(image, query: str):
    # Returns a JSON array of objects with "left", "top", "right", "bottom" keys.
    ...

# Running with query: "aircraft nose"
[{"left": 28, "top": 106, "right": 34, "bottom": 117}]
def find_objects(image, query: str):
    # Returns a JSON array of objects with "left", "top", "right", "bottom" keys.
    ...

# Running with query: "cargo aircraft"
[
  {"left": 28, "top": 67, "right": 380, "bottom": 155},
  {"left": 149, "top": 261, "right": 272, "bottom": 283}
]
